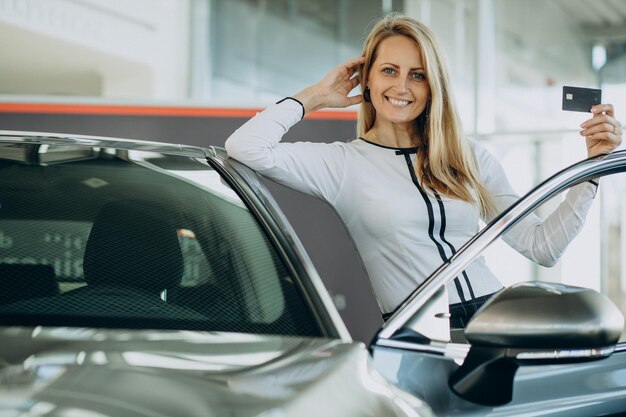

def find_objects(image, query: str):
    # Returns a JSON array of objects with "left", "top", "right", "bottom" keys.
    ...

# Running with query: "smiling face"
[{"left": 367, "top": 35, "right": 431, "bottom": 131}]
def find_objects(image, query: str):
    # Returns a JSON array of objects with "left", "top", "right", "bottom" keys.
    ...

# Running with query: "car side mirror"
[{"left": 449, "top": 282, "right": 624, "bottom": 406}]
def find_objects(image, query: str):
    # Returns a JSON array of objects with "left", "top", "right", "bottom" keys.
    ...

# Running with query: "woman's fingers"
[
  {"left": 581, "top": 125, "right": 622, "bottom": 144},
  {"left": 346, "top": 94, "right": 364, "bottom": 106},
  {"left": 330, "top": 58, "right": 364, "bottom": 90},
  {"left": 306, "top": 57, "right": 366, "bottom": 110},
  {"left": 580, "top": 112, "right": 622, "bottom": 136},
  {"left": 341, "top": 56, "right": 366, "bottom": 70},
  {"left": 326, "top": 57, "right": 364, "bottom": 85},
  {"left": 584, "top": 130, "right": 621, "bottom": 144},
  {"left": 339, "top": 56, "right": 366, "bottom": 80},
  {"left": 350, "top": 75, "right": 360, "bottom": 89},
  {"left": 580, "top": 119, "right": 618, "bottom": 136},
  {"left": 591, "top": 103, "right": 615, "bottom": 117},
  {"left": 580, "top": 104, "right": 622, "bottom": 157}
]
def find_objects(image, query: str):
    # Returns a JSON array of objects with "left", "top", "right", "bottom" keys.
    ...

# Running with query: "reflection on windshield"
[{"left": 0, "top": 144, "right": 320, "bottom": 337}]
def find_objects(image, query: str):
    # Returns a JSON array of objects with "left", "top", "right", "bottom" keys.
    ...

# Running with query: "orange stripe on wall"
[{"left": 0, "top": 103, "right": 357, "bottom": 121}]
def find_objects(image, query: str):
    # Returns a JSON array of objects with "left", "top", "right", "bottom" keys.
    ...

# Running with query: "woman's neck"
[{"left": 364, "top": 123, "right": 419, "bottom": 148}]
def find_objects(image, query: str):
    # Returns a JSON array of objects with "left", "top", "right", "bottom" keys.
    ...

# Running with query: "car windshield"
[{"left": 0, "top": 141, "right": 320, "bottom": 337}]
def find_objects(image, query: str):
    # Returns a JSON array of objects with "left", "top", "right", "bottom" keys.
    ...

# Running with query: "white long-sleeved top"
[{"left": 225, "top": 99, "right": 597, "bottom": 313}]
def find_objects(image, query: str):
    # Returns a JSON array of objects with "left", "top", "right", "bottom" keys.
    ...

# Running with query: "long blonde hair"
[{"left": 358, "top": 14, "right": 497, "bottom": 217}]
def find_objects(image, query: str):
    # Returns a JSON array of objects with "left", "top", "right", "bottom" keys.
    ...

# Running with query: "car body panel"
[
  {"left": 373, "top": 344, "right": 626, "bottom": 416},
  {"left": 0, "top": 326, "right": 430, "bottom": 417}
]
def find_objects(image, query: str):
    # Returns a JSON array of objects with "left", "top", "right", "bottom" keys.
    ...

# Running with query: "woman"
[{"left": 225, "top": 14, "right": 622, "bottom": 327}]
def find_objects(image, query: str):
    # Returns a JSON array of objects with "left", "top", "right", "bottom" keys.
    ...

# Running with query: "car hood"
[{"left": 0, "top": 327, "right": 431, "bottom": 417}]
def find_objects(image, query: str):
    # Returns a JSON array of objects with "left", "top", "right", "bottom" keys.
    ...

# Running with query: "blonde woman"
[{"left": 225, "top": 14, "right": 622, "bottom": 327}]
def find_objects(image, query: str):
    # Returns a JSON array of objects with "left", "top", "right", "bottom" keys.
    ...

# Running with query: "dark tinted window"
[{"left": 0, "top": 143, "right": 320, "bottom": 337}]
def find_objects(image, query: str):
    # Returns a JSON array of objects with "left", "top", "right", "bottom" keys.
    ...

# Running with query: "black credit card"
[{"left": 562, "top": 86, "right": 602, "bottom": 112}]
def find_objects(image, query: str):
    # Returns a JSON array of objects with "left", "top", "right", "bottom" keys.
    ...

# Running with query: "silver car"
[
  {"left": 0, "top": 131, "right": 432, "bottom": 417},
  {"left": 0, "top": 131, "right": 624, "bottom": 416}
]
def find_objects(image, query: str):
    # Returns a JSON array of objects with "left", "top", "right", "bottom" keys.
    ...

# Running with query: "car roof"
[{"left": 0, "top": 130, "right": 216, "bottom": 159}]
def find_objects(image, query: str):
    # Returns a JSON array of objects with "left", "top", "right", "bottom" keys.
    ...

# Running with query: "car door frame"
[{"left": 206, "top": 147, "right": 352, "bottom": 341}]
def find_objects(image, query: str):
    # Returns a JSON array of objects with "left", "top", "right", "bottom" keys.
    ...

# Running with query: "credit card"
[{"left": 562, "top": 86, "right": 601, "bottom": 112}]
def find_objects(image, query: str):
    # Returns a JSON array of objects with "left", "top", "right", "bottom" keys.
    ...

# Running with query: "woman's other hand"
[
  {"left": 580, "top": 104, "right": 623, "bottom": 157},
  {"left": 292, "top": 56, "right": 365, "bottom": 115}
]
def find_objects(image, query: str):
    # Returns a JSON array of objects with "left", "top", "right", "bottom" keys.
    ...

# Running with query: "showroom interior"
[{"left": 1, "top": 0, "right": 626, "bottom": 342}]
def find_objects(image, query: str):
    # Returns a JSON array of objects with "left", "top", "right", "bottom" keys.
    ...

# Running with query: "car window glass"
[{"left": 0, "top": 144, "right": 320, "bottom": 337}]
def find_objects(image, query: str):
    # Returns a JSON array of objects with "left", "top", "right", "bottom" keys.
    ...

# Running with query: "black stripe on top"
[
  {"left": 433, "top": 191, "right": 476, "bottom": 300},
  {"left": 400, "top": 151, "right": 467, "bottom": 303}
]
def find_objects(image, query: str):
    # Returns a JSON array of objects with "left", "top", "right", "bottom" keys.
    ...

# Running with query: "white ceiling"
[{"left": 551, "top": 0, "right": 626, "bottom": 42}]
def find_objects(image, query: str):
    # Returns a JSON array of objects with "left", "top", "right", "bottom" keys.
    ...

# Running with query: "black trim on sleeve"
[
  {"left": 588, "top": 179, "right": 599, "bottom": 198},
  {"left": 276, "top": 97, "right": 305, "bottom": 120}
]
